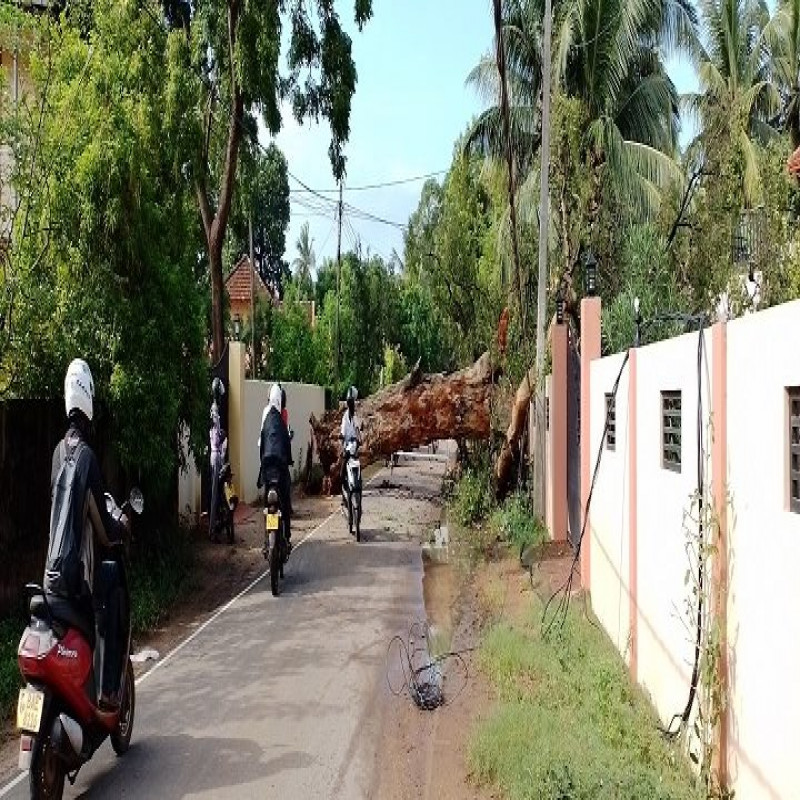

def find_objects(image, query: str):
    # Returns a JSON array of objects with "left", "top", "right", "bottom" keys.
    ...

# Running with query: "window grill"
[
  {"left": 605, "top": 394, "right": 616, "bottom": 451},
  {"left": 662, "top": 391, "right": 682, "bottom": 472}
]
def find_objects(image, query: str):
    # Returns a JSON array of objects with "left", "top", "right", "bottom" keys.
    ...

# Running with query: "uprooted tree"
[
  {"left": 309, "top": 307, "right": 543, "bottom": 498},
  {"left": 310, "top": 354, "right": 496, "bottom": 493}
]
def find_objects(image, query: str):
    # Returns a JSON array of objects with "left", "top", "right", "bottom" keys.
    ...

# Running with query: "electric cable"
[
  {"left": 541, "top": 349, "right": 631, "bottom": 635},
  {"left": 386, "top": 619, "right": 474, "bottom": 711},
  {"left": 659, "top": 314, "right": 710, "bottom": 740}
]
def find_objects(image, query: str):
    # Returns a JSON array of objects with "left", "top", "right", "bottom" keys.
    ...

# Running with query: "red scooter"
[{"left": 16, "top": 488, "right": 143, "bottom": 799}]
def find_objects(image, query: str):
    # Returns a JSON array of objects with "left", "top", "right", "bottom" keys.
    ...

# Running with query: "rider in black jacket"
[
  {"left": 45, "top": 358, "right": 130, "bottom": 708},
  {"left": 257, "top": 383, "right": 293, "bottom": 548}
]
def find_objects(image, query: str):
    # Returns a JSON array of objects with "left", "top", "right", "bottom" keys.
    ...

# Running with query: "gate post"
[
  {"left": 580, "top": 297, "right": 602, "bottom": 589},
  {"left": 551, "top": 321, "right": 568, "bottom": 542}
]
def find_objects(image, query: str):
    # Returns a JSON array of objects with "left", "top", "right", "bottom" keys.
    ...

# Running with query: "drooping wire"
[
  {"left": 659, "top": 315, "right": 709, "bottom": 739},
  {"left": 386, "top": 619, "right": 473, "bottom": 711},
  {"left": 541, "top": 349, "right": 631, "bottom": 636}
]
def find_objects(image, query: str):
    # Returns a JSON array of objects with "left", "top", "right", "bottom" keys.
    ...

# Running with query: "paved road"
[{"left": 1, "top": 461, "right": 446, "bottom": 799}]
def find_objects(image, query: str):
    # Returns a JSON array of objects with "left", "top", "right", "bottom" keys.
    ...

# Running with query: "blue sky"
[{"left": 268, "top": 0, "right": 704, "bottom": 271}]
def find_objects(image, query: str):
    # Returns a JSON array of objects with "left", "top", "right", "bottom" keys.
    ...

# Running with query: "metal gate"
[{"left": 567, "top": 331, "right": 582, "bottom": 548}]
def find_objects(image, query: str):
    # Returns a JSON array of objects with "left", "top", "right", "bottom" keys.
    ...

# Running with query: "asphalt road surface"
[{"left": 0, "top": 459, "right": 446, "bottom": 799}]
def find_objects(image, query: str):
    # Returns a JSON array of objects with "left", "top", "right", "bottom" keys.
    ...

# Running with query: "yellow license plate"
[
  {"left": 17, "top": 688, "right": 44, "bottom": 733},
  {"left": 265, "top": 513, "right": 280, "bottom": 531}
]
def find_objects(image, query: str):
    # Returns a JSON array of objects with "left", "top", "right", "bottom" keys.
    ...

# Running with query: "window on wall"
[
  {"left": 790, "top": 388, "right": 800, "bottom": 514},
  {"left": 661, "top": 391, "right": 682, "bottom": 472},
  {"left": 605, "top": 393, "right": 616, "bottom": 451}
]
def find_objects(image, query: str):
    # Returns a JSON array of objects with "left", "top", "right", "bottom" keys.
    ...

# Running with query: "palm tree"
[
  {"left": 686, "top": 0, "right": 779, "bottom": 204},
  {"left": 554, "top": 0, "right": 697, "bottom": 215},
  {"left": 764, "top": 0, "right": 800, "bottom": 147},
  {"left": 292, "top": 222, "right": 315, "bottom": 295},
  {"left": 465, "top": 0, "right": 544, "bottom": 177},
  {"left": 467, "top": 0, "right": 697, "bottom": 215},
  {"left": 467, "top": 0, "right": 698, "bottom": 316}
]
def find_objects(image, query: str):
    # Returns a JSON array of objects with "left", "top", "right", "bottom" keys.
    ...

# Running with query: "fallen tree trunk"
[
  {"left": 494, "top": 367, "right": 534, "bottom": 498},
  {"left": 310, "top": 353, "right": 495, "bottom": 493},
  {"left": 494, "top": 313, "right": 557, "bottom": 500}
]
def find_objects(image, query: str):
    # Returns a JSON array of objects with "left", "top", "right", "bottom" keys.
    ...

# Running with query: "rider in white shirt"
[{"left": 340, "top": 386, "right": 361, "bottom": 492}]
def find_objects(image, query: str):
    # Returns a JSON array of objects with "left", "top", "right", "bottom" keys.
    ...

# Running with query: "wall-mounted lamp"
[
  {"left": 233, "top": 317, "right": 241, "bottom": 341},
  {"left": 556, "top": 288, "right": 565, "bottom": 325},
  {"left": 633, "top": 297, "right": 642, "bottom": 347},
  {"left": 585, "top": 251, "right": 597, "bottom": 297}
]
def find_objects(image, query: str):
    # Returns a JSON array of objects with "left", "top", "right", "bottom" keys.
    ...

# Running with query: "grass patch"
[
  {"left": 489, "top": 493, "right": 547, "bottom": 553},
  {"left": 469, "top": 595, "right": 702, "bottom": 800},
  {"left": 0, "top": 616, "right": 24, "bottom": 720},
  {"left": 449, "top": 466, "right": 495, "bottom": 528},
  {"left": 129, "top": 525, "right": 195, "bottom": 635}
]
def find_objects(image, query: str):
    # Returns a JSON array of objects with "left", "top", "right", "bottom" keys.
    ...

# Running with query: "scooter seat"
[{"left": 31, "top": 594, "right": 95, "bottom": 648}]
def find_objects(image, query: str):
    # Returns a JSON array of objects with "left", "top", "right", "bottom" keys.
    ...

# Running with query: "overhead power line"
[{"left": 289, "top": 169, "right": 447, "bottom": 193}]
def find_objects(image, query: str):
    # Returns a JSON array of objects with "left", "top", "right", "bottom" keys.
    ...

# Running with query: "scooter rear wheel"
[
  {"left": 29, "top": 708, "right": 65, "bottom": 800},
  {"left": 111, "top": 660, "right": 135, "bottom": 756}
]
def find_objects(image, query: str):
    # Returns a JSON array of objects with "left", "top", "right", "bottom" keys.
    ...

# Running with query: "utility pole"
[
  {"left": 532, "top": 0, "right": 552, "bottom": 519},
  {"left": 249, "top": 214, "right": 256, "bottom": 377},
  {"left": 335, "top": 180, "right": 343, "bottom": 390}
]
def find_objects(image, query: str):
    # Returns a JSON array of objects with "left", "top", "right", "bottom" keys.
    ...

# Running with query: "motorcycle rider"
[
  {"left": 45, "top": 358, "right": 130, "bottom": 709},
  {"left": 340, "top": 386, "right": 361, "bottom": 497},
  {"left": 257, "top": 383, "right": 293, "bottom": 551},
  {"left": 208, "top": 378, "right": 228, "bottom": 543}
]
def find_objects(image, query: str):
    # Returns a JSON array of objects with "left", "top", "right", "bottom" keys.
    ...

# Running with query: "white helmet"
[
  {"left": 269, "top": 382, "right": 282, "bottom": 411},
  {"left": 64, "top": 358, "right": 94, "bottom": 421}
]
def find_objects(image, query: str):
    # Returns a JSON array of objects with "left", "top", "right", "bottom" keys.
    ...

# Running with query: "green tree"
[
  {"left": 269, "top": 288, "right": 325, "bottom": 384},
  {"left": 687, "top": 0, "right": 779, "bottom": 204},
  {"left": 164, "top": 0, "right": 373, "bottom": 362},
  {"left": 226, "top": 142, "right": 291, "bottom": 297},
  {"left": 292, "top": 222, "right": 316, "bottom": 299},
  {"left": 765, "top": 0, "right": 800, "bottom": 147},
  {"left": 1, "top": 0, "right": 206, "bottom": 496}
]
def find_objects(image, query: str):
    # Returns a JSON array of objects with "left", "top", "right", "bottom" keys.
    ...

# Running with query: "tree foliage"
[
  {"left": 0, "top": 0, "right": 206, "bottom": 497},
  {"left": 225, "top": 141, "right": 291, "bottom": 297},
  {"left": 164, "top": 0, "right": 373, "bottom": 361}
]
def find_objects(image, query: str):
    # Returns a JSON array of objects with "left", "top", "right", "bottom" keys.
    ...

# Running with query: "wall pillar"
[
  {"left": 550, "top": 323, "right": 568, "bottom": 542},
  {"left": 228, "top": 341, "right": 245, "bottom": 503},
  {"left": 711, "top": 321, "right": 730, "bottom": 790},
  {"left": 580, "top": 297, "right": 602, "bottom": 589},
  {"left": 628, "top": 347, "right": 639, "bottom": 680}
]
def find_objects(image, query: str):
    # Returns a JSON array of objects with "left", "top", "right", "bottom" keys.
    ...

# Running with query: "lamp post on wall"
[
  {"left": 633, "top": 297, "right": 641, "bottom": 347},
  {"left": 556, "top": 288, "right": 565, "bottom": 325},
  {"left": 585, "top": 251, "right": 597, "bottom": 297}
]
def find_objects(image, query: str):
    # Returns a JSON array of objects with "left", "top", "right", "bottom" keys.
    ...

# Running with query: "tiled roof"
[
  {"left": 225, "top": 256, "right": 272, "bottom": 305},
  {"left": 787, "top": 145, "right": 800, "bottom": 177}
]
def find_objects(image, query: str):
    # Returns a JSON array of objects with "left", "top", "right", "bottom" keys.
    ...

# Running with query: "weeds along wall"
[{"left": 583, "top": 297, "right": 800, "bottom": 800}]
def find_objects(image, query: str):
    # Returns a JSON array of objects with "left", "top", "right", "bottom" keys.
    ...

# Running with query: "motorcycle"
[
  {"left": 16, "top": 488, "right": 144, "bottom": 800},
  {"left": 263, "top": 481, "right": 289, "bottom": 597},
  {"left": 213, "top": 460, "right": 238, "bottom": 543},
  {"left": 342, "top": 438, "right": 363, "bottom": 542}
]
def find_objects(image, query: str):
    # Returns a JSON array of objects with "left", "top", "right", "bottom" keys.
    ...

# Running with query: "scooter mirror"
[{"left": 129, "top": 487, "right": 144, "bottom": 515}]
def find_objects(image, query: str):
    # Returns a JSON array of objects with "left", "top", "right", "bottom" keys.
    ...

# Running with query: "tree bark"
[
  {"left": 195, "top": 0, "right": 244, "bottom": 364},
  {"left": 495, "top": 367, "right": 534, "bottom": 498},
  {"left": 310, "top": 354, "right": 496, "bottom": 493}
]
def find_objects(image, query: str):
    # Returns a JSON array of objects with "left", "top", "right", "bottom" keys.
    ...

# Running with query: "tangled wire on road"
[{"left": 386, "top": 620, "right": 474, "bottom": 711}]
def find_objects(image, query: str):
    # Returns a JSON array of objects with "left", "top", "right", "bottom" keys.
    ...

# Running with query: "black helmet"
[{"left": 212, "top": 377, "right": 225, "bottom": 399}]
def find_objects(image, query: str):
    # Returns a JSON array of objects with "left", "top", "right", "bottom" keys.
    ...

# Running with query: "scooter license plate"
[
  {"left": 265, "top": 513, "right": 280, "bottom": 531},
  {"left": 17, "top": 687, "right": 44, "bottom": 733}
]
